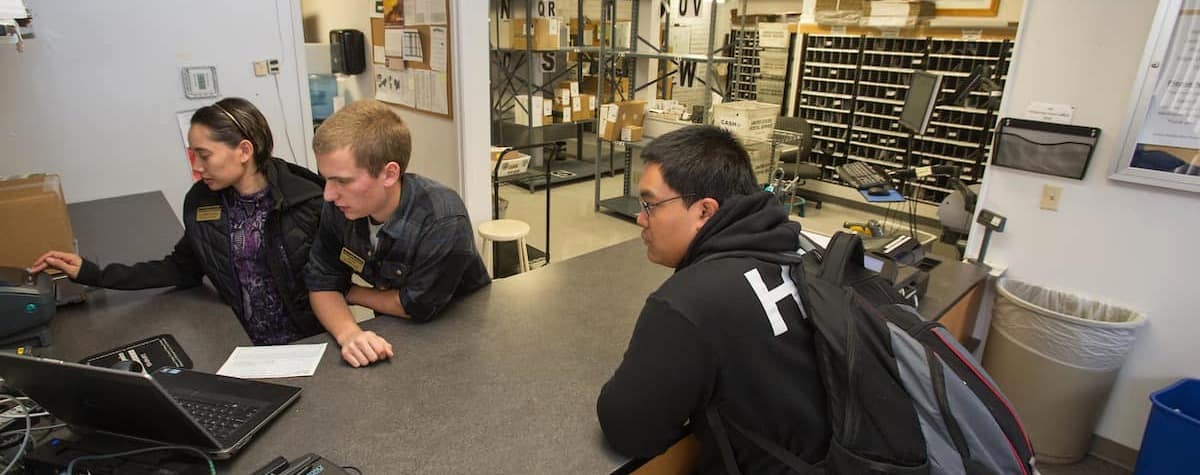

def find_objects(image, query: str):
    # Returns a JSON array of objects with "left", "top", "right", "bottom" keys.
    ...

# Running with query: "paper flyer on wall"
[
  {"left": 430, "top": 26, "right": 447, "bottom": 72},
  {"left": 1137, "top": 2, "right": 1200, "bottom": 149}
]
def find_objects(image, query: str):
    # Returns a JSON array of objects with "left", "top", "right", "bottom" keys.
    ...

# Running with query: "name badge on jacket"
[
  {"left": 339, "top": 247, "right": 366, "bottom": 273},
  {"left": 195, "top": 206, "right": 222, "bottom": 222}
]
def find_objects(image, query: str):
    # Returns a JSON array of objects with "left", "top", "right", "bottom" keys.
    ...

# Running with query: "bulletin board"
[{"left": 372, "top": 0, "right": 454, "bottom": 119}]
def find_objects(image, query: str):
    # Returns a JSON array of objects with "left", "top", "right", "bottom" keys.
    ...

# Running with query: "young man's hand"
[
  {"left": 336, "top": 329, "right": 394, "bottom": 368},
  {"left": 30, "top": 251, "right": 83, "bottom": 279}
]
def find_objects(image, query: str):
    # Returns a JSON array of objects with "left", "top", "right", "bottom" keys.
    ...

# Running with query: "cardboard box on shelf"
[
  {"left": 493, "top": 19, "right": 513, "bottom": 49},
  {"left": 511, "top": 17, "right": 567, "bottom": 50},
  {"left": 580, "top": 76, "right": 631, "bottom": 101},
  {"left": 0, "top": 174, "right": 75, "bottom": 269},
  {"left": 553, "top": 81, "right": 580, "bottom": 111},
  {"left": 568, "top": 18, "right": 596, "bottom": 46},
  {"left": 570, "top": 94, "right": 596, "bottom": 122},
  {"left": 864, "top": 0, "right": 935, "bottom": 27},
  {"left": 814, "top": 0, "right": 865, "bottom": 25},
  {"left": 598, "top": 100, "right": 647, "bottom": 142},
  {"left": 514, "top": 95, "right": 554, "bottom": 127},
  {"left": 621, "top": 125, "right": 643, "bottom": 142}
]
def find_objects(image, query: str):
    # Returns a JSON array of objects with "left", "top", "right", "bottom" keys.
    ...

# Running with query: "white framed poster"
[{"left": 1112, "top": 0, "right": 1200, "bottom": 192}]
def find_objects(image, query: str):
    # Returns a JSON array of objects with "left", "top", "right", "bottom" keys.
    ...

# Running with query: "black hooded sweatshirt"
[{"left": 598, "top": 192, "right": 830, "bottom": 474}]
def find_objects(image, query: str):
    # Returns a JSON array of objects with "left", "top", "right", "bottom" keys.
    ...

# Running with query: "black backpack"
[{"left": 703, "top": 232, "right": 1036, "bottom": 475}]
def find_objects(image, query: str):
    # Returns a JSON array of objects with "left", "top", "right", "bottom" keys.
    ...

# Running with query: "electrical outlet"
[
  {"left": 1040, "top": 184, "right": 1062, "bottom": 211},
  {"left": 253, "top": 60, "right": 269, "bottom": 77},
  {"left": 267, "top": 59, "right": 280, "bottom": 75}
]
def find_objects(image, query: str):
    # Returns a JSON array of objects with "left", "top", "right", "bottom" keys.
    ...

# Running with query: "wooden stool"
[{"left": 478, "top": 219, "right": 531, "bottom": 277}]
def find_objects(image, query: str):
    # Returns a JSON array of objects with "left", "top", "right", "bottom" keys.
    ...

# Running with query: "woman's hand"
[{"left": 30, "top": 250, "right": 83, "bottom": 279}]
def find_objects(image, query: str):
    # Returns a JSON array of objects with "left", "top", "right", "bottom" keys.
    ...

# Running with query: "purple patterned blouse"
[{"left": 224, "top": 188, "right": 303, "bottom": 345}]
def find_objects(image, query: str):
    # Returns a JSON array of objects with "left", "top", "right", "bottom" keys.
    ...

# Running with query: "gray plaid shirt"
[{"left": 305, "top": 174, "right": 490, "bottom": 322}]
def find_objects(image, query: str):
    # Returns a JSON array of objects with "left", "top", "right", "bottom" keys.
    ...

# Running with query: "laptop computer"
[{"left": 0, "top": 353, "right": 300, "bottom": 459}]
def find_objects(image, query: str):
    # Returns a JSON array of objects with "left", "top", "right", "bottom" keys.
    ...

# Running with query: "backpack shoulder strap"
[
  {"left": 815, "top": 232, "right": 866, "bottom": 285},
  {"left": 707, "top": 407, "right": 818, "bottom": 475}
]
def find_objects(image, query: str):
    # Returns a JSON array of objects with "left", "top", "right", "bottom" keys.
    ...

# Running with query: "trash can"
[
  {"left": 1134, "top": 379, "right": 1200, "bottom": 474},
  {"left": 982, "top": 278, "right": 1146, "bottom": 464}
]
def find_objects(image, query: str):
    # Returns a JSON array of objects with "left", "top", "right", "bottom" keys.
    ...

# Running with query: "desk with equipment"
[{"left": 6, "top": 192, "right": 988, "bottom": 473}]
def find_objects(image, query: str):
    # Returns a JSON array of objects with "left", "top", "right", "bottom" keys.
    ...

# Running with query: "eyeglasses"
[{"left": 639, "top": 194, "right": 692, "bottom": 217}]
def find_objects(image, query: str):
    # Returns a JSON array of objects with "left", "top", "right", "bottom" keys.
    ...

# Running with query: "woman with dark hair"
[{"left": 31, "top": 98, "right": 327, "bottom": 345}]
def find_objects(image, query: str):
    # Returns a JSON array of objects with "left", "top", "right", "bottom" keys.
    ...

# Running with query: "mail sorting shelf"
[{"left": 795, "top": 33, "right": 1013, "bottom": 205}]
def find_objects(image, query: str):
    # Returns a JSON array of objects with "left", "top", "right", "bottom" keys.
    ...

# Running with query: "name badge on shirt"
[
  {"left": 339, "top": 247, "right": 366, "bottom": 273},
  {"left": 195, "top": 206, "right": 222, "bottom": 222}
]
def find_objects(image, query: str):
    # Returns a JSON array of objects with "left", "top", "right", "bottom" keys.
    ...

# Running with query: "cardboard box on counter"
[{"left": 0, "top": 174, "right": 75, "bottom": 269}]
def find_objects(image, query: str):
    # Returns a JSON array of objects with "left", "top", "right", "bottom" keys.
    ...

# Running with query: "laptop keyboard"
[{"left": 176, "top": 398, "right": 260, "bottom": 440}]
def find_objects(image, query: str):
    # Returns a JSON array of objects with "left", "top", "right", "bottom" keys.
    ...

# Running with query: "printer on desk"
[{"left": 0, "top": 266, "right": 55, "bottom": 347}]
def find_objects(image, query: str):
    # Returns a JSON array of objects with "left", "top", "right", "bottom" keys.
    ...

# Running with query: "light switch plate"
[{"left": 1040, "top": 184, "right": 1062, "bottom": 211}]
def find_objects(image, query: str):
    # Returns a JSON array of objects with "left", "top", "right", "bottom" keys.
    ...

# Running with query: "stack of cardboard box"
[
  {"left": 813, "top": 0, "right": 865, "bottom": 25},
  {"left": 864, "top": 0, "right": 935, "bottom": 27},
  {"left": 555, "top": 81, "right": 597, "bottom": 122},
  {"left": 598, "top": 100, "right": 647, "bottom": 142}
]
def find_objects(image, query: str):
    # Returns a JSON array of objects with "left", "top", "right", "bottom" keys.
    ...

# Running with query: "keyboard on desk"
[
  {"left": 837, "top": 162, "right": 891, "bottom": 189},
  {"left": 177, "top": 397, "right": 261, "bottom": 440}
]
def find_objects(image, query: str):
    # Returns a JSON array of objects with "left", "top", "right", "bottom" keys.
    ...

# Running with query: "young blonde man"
[{"left": 306, "top": 100, "right": 490, "bottom": 368}]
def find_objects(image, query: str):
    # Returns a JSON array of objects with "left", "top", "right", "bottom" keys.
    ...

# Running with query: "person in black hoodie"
[
  {"left": 597, "top": 125, "right": 829, "bottom": 474},
  {"left": 30, "top": 98, "right": 327, "bottom": 346}
]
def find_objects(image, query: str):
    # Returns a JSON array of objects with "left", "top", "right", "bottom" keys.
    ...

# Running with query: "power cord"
[
  {"left": 65, "top": 445, "right": 215, "bottom": 475},
  {"left": 0, "top": 397, "right": 32, "bottom": 475},
  {"left": 342, "top": 466, "right": 363, "bottom": 475},
  {"left": 271, "top": 0, "right": 310, "bottom": 169}
]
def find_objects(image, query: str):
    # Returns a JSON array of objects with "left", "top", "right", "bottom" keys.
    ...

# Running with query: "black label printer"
[{"left": 0, "top": 267, "right": 55, "bottom": 347}]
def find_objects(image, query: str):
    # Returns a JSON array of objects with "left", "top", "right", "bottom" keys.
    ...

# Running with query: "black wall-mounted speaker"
[{"left": 329, "top": 29, "right": 366, "bottom": 75}]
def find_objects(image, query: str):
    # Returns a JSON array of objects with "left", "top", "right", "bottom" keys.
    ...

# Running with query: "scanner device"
[{"left": 0, "top": 266, "right": 55, "bottom": 347}]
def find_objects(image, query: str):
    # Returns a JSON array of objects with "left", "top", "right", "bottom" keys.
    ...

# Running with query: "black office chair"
[{"left": 774, "top": 116, "right": 823, "bottom": 214}]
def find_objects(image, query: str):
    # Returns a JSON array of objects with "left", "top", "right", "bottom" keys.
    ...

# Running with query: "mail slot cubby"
[
  {"left": 929, "top": 108, "right": 990, "bottom": 130},
  {"left": 864, "top": 37, "right": 926, "bottom": 54},
  {"left": 923, "top": 122, "right": 986, "bottom": 145},
  {"left": 856, "top": 99, "right": 906, "bottom": 118},
  {"left": 857, "top": 82, "right": 906, "bottom": 102},
  {"left": 809, "top": 122, "right": 848, "bottom": 142},
  {"left": 846, "top": 143, "right": 904, "bottom": 169},
  {"left": 859, "top": 67, "right": 913, "bottom": 86},
  {"left": 930, "top": 39, "right": 1006, "bottom": 57},
  {"left": 807, "top": 49, "right": 859, "bottom": 66},
  {"left": 802, "top": 64, "right": 855, "bottom": 81},
  {"left": 853, "top": 113, "right": 905, "bottom": 133},
  {"left": 862, "top": 51, "right": 920, "bottom": 70},
  {"left": 798, "top": 91, "right": 852, "bottom": 111},
  {"left": 913, "top": 137, "right": 979, "bottom": 162},
  {"left": 850, "top": 129, "right": 908, "bottom": 153},
  {"left": 800, "top": 104, "right": 851, "bottom": 126},
  {"left": 807, "top": 35, "right": 861, "bottom": 50}
]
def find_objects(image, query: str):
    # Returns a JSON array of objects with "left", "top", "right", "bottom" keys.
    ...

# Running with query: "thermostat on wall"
[{"left": 181, "top": 66, "right": 219, "bottom": 99}]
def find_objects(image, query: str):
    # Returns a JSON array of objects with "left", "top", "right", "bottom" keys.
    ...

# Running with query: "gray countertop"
[
  {"left": 51, "top": 192, "right": 672, "bottom": 473},
  {"left": 45, "top": 191, "right": 985, "bottom": 474}
]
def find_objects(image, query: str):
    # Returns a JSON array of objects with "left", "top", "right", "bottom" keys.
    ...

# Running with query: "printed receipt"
[{"left": 216, "top": 343, "right": 327, "bottom": 379}]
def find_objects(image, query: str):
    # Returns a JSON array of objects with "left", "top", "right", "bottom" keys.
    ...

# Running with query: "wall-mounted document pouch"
[{"left": 993, "top": 118, "right": 1101, "bottom": 180}]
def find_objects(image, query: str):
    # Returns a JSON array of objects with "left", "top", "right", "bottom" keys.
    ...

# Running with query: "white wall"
[
  {"left": 301, "top": 0, "right": 470, "bottom": 221},
  {"left": 0, "top": 0, "right": 313, "bottom": 218},
  {"left": 967, "top": 0, "right": 1199, "bottom": 449},
  {"left": 301, "top": 0, "right": 375, "bottom": 103}
]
